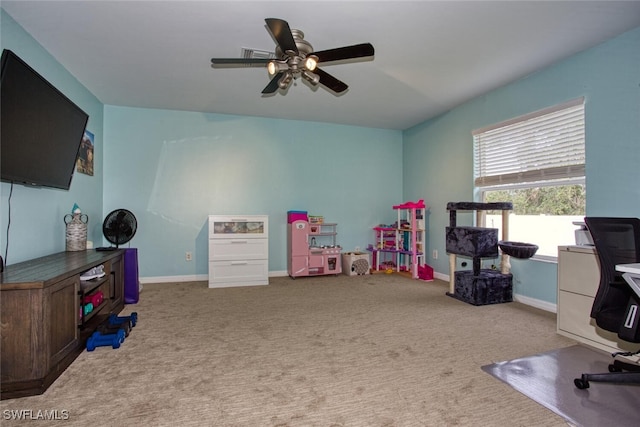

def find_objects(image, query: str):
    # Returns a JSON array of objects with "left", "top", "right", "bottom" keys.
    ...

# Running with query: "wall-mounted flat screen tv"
[{"left": 1, "top": 49, "right": 89, "bottom": 190}]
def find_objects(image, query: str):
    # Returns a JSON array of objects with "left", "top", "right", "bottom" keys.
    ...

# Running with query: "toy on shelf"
[
  {"left": 79, "top": 303, "right": 94, "bottom": 320},
  {"left": 82, "top": 290, "right": 104, "bottom": 308},
  {"left": 309, "top": 216, "right": 324, "bottom": 224}
]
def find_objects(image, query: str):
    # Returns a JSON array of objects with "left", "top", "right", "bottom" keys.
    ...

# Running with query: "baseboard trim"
[
  {"left": 434, "top": 271, "right": 449, "bottom": 282},
  {"left": 269, "top": 270, "right": 289, "bottom": 277},
  {"left": 140, "top": 271, "right": 290, "bottom": 284},
  {"left": 430, "top": 271, "right": 556, "bottom": 313},
  {"left": 513, "top": 294, "right": 557, "bottom": 313},
  {"left": 139, "top": 274, "right": 208, "bottom": 284}
]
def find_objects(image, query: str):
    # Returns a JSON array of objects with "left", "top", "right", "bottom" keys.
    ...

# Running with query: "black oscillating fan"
[{"left": 96, "top": 209, "right": 137, "bottom": 251}]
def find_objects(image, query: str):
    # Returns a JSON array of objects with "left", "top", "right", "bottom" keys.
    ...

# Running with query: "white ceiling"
[{"left": 3, "top": 1, "right": 640, "bottom": 130}]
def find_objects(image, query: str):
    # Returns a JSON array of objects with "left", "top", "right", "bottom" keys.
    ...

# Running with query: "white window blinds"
[{"left": 473, "top": 98, "right": 585, "bottom": 187}]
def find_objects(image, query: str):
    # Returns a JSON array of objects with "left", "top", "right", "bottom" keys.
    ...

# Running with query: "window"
[{"left": 473, "top": 98, "right": 585, "bottom": 260}]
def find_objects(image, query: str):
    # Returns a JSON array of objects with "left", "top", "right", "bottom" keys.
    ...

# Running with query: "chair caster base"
[{"left": 574, "top": 377, "right": 590, "bottom": 389}]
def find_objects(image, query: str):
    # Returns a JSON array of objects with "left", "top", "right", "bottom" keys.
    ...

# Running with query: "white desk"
[{"left": 616, "top": 263, "right": 640, "bottom": 298}]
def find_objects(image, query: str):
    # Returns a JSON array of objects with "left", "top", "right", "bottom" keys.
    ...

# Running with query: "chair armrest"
[{"left": 621, "top": 272, "right": 640, "bottom": 299}]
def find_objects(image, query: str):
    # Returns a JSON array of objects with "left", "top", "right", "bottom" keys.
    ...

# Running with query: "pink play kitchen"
[{"left": 287, "top": 211, "right": 342, "bottom": 277}]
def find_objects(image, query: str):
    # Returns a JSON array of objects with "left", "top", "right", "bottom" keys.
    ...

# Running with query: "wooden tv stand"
[{"left": 0, "top": 250, "right": 125, "bottom": 400}]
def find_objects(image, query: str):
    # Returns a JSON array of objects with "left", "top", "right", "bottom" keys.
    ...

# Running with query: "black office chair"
[{"left": 574, "top": 217, "right": 640, "bottom": 389}]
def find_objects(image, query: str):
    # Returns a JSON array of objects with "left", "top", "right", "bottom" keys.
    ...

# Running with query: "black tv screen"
[{"left": 1, "top": 49, "right": 89, "bottom": 190}]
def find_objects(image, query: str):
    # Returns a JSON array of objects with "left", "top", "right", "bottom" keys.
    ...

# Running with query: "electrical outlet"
[
  {"left": 185, "top": 251, "right": 192, "bottom": 261},
  {"left": 355, "top": 246, "right": 361, "bottom": 252},
  {"left": 432, "top": 249, "right": 438, "bottom": 260}
]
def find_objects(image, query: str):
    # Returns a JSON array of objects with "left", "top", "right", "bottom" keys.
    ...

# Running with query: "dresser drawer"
[
  {"left": 209, "top": 238, "right": 268, "bottom": 261},
  {"left": 208, "top": 260, "right": 268, "bottom": 288}
]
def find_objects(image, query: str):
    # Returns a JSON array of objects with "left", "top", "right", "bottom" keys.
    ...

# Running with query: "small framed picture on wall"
[{"left": 76, "top": 130, "right": 94, "bottom": 176}]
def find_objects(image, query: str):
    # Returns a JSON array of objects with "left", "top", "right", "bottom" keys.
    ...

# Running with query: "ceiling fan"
[{"left": 210, "top": 18, "right": 375, "bottom": 95}]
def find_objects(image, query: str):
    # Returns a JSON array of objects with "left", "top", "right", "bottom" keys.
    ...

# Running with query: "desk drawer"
[
  {"left": 558, "top": 247, "right": 599, "bottom": 297},
  {"left": 557, "top": 290, "right": 636, "bottom": 352}
]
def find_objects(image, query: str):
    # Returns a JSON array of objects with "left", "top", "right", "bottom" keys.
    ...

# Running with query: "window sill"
[{"left": 529, "top": 254, "right": 557, "bottom": 264}]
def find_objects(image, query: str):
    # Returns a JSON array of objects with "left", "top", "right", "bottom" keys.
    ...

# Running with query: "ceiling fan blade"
[
  {"left": 312, "top": 43, "right": 375, "bottom": 63},
  {"left": 265, "top": 18, "right": 298, "bottom": 55},
  {"left": 262, "top": 72, "right": 283, "bottom": 94},
  {"left": 314, "top": 68, "right": 348, "bottom": 93},
  {"left": 211, "top": 58, "right": 270, "bottom": 68}
]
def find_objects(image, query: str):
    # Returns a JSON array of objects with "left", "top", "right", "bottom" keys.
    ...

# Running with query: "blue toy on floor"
[
  {"left": 85, "top": 312, "right": 138, "bottom": 351},
  {"left": 109, "top": 311, "right": 138, "bottom": 328},
  {"left": 98, "top": 320, "right": 131, "bottom": 337},
  {"left": 86, "top": 329, "right": 125, "bottom": 351}
]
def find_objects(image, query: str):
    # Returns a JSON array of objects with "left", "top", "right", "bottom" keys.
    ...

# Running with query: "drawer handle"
[
  {"left": 231, "top": 240, "right": 248, "bottom": 244},
  {"left": 231, "top": 261, "right": 248, "bottom": 265}
]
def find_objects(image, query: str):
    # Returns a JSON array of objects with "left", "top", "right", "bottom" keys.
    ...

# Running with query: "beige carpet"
[{"left": 0, "top": 274, "right": 576, "bottom": 426}]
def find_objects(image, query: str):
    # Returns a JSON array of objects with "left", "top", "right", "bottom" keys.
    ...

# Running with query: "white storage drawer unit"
[{"left": 208, "top": 215, "right": 268, "bottom": 288}]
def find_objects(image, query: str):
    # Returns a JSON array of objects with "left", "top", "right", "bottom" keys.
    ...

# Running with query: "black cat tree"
[{"left": 445, "top": 202, "right": 538, "bottom": 305}]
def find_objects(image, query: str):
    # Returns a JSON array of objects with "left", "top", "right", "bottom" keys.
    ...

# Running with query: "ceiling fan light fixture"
[
  {"left": 278, "top": 71, "right": 293, "bottom": 89},
  {"left": 304, "top": 55, "right": 318, "bottom": 71},
  {"left": 302, "top": 70, "right": 320, "bottom": 86},
  {"left": 267, "top": 60, "right": 288, "bottom": 75}
]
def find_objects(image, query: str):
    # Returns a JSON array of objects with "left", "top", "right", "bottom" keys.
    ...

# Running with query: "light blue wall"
[
  {"left": 403, "top": 26, "right": 640, "bottom": 304},
  {"left": 0, "top": 10, "right": 104, "bottom": 264},
  {"left": 103, "top": 106, "right": 402, "bottom": 277},
  {"left": 4, "top": 6, "right": 638, "bottom": 306}
]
